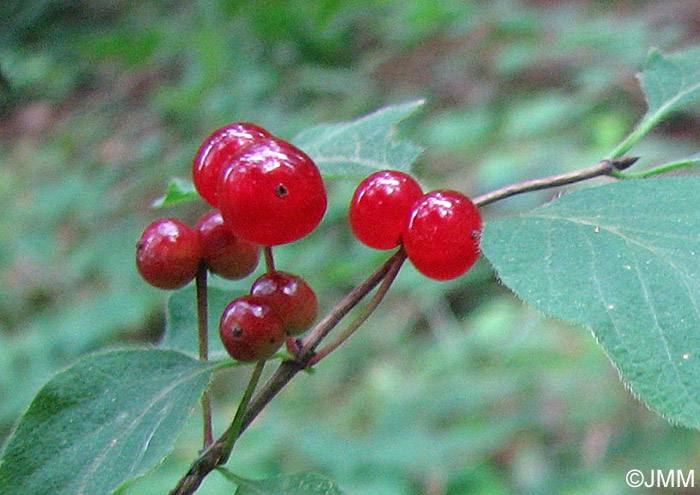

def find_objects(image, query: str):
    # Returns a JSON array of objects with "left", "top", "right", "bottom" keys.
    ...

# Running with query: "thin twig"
[
  {"left": 196, "top": 266, "right": 213, "bottom": 448},
  {"left": 309, "top": 249, "right": 406, "bottom": 366},
  {"left": 263, "top": 246, "right": 275, "bottom": 272},
  {"left": 219, "top": 360, "right": 265, "bottom": 463},
  {"left": 295, "top": 248, "right": 407, "bottom": 358},
  {"left": 168, "top": 361, "right": 265, "bottom": 495},
  {"left": 473, "top": 156, "right": 638, "bottom": 207}
]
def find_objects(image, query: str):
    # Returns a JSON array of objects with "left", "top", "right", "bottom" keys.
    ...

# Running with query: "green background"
[{"left": 1, "top": 1, "right": 699, "bottom": 494}]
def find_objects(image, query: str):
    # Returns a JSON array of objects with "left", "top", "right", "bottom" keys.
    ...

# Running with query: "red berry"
[
  {"left": 402, "top": 190, "right": 482, "bottom": 281},
  {"left": 136, "top": 218, "right": 201, "bottom": 289},
  {"left": 251, "top": 271, "right": 318, "bottom": 335},
  {"left": 349, "top": 170, "right": 423, "bottom": 249},
  {"left": 192, "top": 123, "right": 271, "bottom": 207},
  {"left": 217, "top": 137, "right": 327, "bottom": 246},
  {"left": 219, "top": 296, "right": 285, "bottom": 362},
  {"left": 195, "top": 210, "right": 260, "bottom": 280}
]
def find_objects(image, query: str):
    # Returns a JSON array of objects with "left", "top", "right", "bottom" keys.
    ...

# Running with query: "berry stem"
[
  {"left": 308, "top": 249, "right": 406, "bottom": 366},
  {"left": 295, "top": 248, "right": 405, "bottom": 361},
  {"left": 472, "top": 156, "right": 638, "bottom": 207},
  {"left": 168, "top": 251, "right": 402, "bottom": 495},
  {"left": 263, "top": 246, "right": 275, "bottom": 272},
  {"left": 219, "top": 360, "right": 266, "bottom": 464},
  {"left": 196, "top": 265, "right": 214, "bottom": 448}
]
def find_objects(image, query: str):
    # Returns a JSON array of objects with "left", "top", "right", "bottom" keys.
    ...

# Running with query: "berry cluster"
[
  {"left": 136, "top": 121, "right": 483, "bottom": 364},
  {"left": 349, "top": 170, "right": 482, "bottom": 280},
  {"left": 137, "top": 123, "right": 323, "bottom": 362}
]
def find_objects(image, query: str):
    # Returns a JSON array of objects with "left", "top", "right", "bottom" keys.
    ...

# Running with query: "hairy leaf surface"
[
  {"left": 0, "top": 349, "right": 218, "bottom": 495},
  {"left": 482, "top": 177, "right": 700, "bottom": 428}
]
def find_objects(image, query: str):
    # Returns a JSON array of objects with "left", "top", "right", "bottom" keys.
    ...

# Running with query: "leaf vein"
[{"left": 74, "top": 366, "right": 212, "bottom": 494}]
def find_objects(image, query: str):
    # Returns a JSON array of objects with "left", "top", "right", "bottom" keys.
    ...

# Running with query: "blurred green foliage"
[{"left": 1, "top": 1, "right": 700, "bottom": 494}]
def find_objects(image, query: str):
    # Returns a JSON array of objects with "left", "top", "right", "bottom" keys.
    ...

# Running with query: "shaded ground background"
[{"left": 1, "top": 1, "right": 700, "bottom": 494}]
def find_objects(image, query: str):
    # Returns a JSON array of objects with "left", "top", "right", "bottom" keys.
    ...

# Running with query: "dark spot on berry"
[
  {"left": 231, "top": 325, "right": 243, "bottom": 337},
  {"left": 275, "top": 184, "right": 289, "bottom": 198},
  {"left": 471, "top": 230, "right": 480, "bottom": 239}
]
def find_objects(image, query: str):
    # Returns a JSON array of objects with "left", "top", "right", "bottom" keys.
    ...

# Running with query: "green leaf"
[
  {"left": 612, "top": 47, "right": 700, "bottom": 158},
  {"left": 641, "top": 47, "right": 700, "bottom": 122},
  {"left": 160, "top": 285, "right": 246, "bottom": 358},
  {"left": 481, "top": 177, "right": 700, "bottom": 428},
  {"left": 0, "top": 349, "right": 218, "bottom": 495},
  {"left": 151, "top": 177, "right": 200, "bottom": 208},
  {"left": 218, "top": 469, "right": 347, "bottom": 495},
  {"left": 292, "top": 100, "right": 425, "bottom": 177}
]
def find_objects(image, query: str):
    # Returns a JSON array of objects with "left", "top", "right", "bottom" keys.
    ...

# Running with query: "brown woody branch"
[{"left": 472, "top": 156, "right": 638, "bottom": 207}]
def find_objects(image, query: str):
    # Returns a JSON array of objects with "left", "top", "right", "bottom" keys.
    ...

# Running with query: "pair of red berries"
[
  {"left": 192, "top": 122, "right": 327, "bottom": 247},
  {"left": 136, "top": 210, "right": 260, "bottom": 290},
  {"left": 219, "top": 271, "right": 317, "bottom": 362},
  {"left": 349, "top": 170, "right": 482, "bottom": 280}
]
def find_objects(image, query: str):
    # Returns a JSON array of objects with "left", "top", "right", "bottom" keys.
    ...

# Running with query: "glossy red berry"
[
  {"left": 195, "top": 210, "right": 260, "bottom": 280},
  {"left": 251, "top": 271, "right": 318, "bottom": 335},
  {"left": 402, "top": 190, "right": 482, "bottom": 281},
  {"left": 192, "top": 122, "right": 271, "bottom": 207},
  {"left": 219, "top": 296, "right": 286, "bottom": 362},
  {"left": 217, "top": 137, "right": 327, "bottom": 246},
  {"left": 349, "top": 170, "right": 423, "bottom": 249},
  {"left": 136, "top": 218, "right": 201, "bottom": 289}
]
